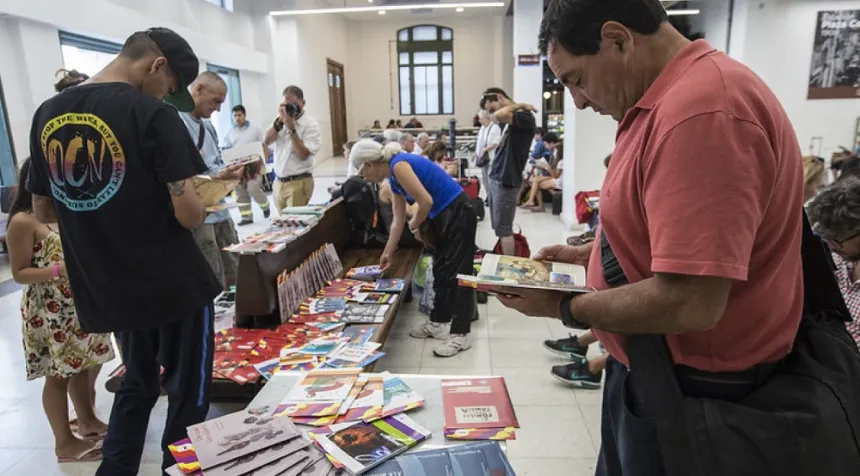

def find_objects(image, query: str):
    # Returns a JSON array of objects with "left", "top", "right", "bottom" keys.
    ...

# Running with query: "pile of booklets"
[
  {"left": 287, "top": 276, "right": 405, "bottom": 326},
  {"left": 213, "top": 324, "right": 386, "bottom": 385},
  {"left": 166, "top": 407, "right": 336, "bottom": 476},
  {"left": 274, "top": 370, "right": 431, "bottom": 474},
  {"left": 441, "top": 377, "right": 519, "bottom": 441},
  {"left": 225, "top": 204, "right": 327, "bottom": 255},
  {"left": 277, "top": 244, "right": 344, "bottom": 321}
]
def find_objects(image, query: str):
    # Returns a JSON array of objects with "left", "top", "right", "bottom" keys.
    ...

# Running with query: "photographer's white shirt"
[{"left": 274, "top": 113, "right": 322, "bottom": 178}]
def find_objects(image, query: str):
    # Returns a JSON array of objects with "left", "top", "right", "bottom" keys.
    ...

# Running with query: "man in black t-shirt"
[
  {"left": 480, "top": 87, "right": 537, "bottom": 255},
  {"left": 27, "top": 28, "right": 222, "bottom": 475}
]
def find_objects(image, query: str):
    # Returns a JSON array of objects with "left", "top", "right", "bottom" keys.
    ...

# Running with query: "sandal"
[
  {"left": 78, "top": 431, "right": 107, "bottom": 441},
  {"left": 57, "top": 441, "right": 103, "bottom": 463}
]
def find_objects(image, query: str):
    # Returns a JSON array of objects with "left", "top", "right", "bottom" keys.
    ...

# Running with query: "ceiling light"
[
  {"left": 270, "top": 2, "right": 505, "bottom": 16},
  {"left": 378, "top": 10, "right": 386, "bottom": 15},
  {"left": 543, "top": 92, "right": 551, "bottom": 100},
  {"left": 456, "top": 7, "right": 465, "bottom": 12},
  {"left": 666, "top": 9, "right": 700, "bottom": 16}
]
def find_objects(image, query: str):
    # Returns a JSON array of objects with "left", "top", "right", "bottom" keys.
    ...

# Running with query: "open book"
[
  {"left": 458, "top": 253, "right": 592, "bottom": 293},
  {"left": 193, "top": 175, "right": 239, "bottom": 208}
]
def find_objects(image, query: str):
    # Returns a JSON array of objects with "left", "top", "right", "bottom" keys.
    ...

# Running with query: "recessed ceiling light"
[
  {"left": 378, "top": 10, "right": 386, "bottom": 15},
  {"left": 456, "top": 7, "right": 465, "bottom": 12},
  {"left": 666, "top": 9, "right": 700, "bottom": 16},
  {"left": 270, "top": 2, "right": 505, "bottom": 16}
]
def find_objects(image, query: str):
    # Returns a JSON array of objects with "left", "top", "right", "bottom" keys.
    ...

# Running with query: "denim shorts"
[{"left": 487, "top": 178, "right": 519, "bottom": 237}]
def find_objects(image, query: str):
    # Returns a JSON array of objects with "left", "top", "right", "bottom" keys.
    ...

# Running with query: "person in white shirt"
[
  {"left": 225, "top": 104, "right": 270, "bottom": 225},
  {"left": 399, "top": 132, "right": 415, "bottom": 153},
  {"left": 474, "top": 109, "right": 502, "bottom": 200},
  {"left": 414, "top": 132, "right": 430, "bottom": 155},
  {"left": 263, "top": 86, "right": 322, "bottom": 211}
]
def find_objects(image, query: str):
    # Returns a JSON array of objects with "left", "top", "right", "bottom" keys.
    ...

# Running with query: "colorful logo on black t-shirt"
[{"left": 39, "top": 113, "right": 126, "bottom": 211}]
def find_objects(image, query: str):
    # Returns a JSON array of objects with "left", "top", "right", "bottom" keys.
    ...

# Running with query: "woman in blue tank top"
[{"left": 351, "top": 139, "right": 477, "bottom": 358}]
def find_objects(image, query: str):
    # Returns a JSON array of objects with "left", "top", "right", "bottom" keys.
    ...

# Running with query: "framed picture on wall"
[{"left": 808, "top": 10, "right": 860, "bottom": 99}]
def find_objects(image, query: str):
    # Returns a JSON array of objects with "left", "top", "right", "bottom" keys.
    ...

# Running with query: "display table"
[
  {"left": 211, "top": 199, "right": 424, "bottom": 402},
  {"left": 250, "top": 371, "right": 508, "bottom": 453}
]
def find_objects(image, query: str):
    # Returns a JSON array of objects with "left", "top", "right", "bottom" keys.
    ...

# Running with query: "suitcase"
[{"left": 459, "top": 177, "right": 480, "bottom": 200}]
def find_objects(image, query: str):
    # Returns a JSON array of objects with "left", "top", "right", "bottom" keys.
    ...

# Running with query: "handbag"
[{"left": 600, "top": 211, "right": 860, "bottom": 476}]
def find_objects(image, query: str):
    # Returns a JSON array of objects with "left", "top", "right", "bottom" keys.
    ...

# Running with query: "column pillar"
[{"left": 512, "top": 0, "right": 543, "bottom": 126}]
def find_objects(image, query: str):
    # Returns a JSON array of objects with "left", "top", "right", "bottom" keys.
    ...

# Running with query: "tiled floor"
[{"left": 0, "top": 156, "right": 601, "bottom": 475}]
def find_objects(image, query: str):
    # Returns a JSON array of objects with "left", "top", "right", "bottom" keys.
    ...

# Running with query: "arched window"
[{"left": 397, "top": 25, "right": 454, "bottom": 116}]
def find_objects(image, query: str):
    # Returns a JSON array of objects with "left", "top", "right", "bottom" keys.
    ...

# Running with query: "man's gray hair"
[
  {"left": 383, "top": 128, "right": 402, "bottom": 144},
  {"left": 191, "top": 71, "right": 226, "bottom": 90},
  {"left": 478, "top": 109, "right": 493, "bottom": 122},
  {"left": 399, "top": 133, "right": 414, "bottom": 146},
  {"left": 807, "top": 176, "right": 860, "bottom": 239},
  {"left": 416, "top": 132, "right": 430, "bottom": 141}
]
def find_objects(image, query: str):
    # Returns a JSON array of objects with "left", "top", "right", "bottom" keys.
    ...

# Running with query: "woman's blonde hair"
[
  {"left": 802, "top": 156, "right": 826, "bottom": 186},
  {"left": 350, "top": 139, "right": 402, "bottom": 172}
]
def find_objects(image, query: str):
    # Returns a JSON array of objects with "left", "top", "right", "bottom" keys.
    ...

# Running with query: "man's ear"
[{"left": 600, "top": 21, "right": 633, "bottom": 52}]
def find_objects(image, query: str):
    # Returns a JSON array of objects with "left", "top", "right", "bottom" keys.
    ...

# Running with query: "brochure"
[
  {"left": 222, "top": 141, "right": 265, "bottom": 166},
  {"left": 276, "top": 369, "right": 362, "bottom": 417},
  {"left": 341, "top": 375, "right": 385, "bottom": 422},
  {"left": 441, "top": 377, "right": 519, "bottom": 430},
  {"left": 458, "top": 253, "right": 592, "bottom": 293},
  {"left": 364, "top": 441, "right": 515, "bottom": 476},
  {"left": 186, "top": 405, "right": 301, "bottom": 469},
  {"left": 203, "top": 435, "right": 310, "bottom": 476},
  {"left": 381, "top": 373, "right": 425, "bottom": 418}
]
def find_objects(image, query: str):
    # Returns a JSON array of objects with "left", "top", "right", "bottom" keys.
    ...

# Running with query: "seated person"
[
  {"left": 807, "top": 177, "right": 860, "bottom": 349},
  {"left": 422, "top": 141, "right": 458, "bottom": 177},
  {"left": 521, "top": 154, "right": 563, "bottom": 211}
]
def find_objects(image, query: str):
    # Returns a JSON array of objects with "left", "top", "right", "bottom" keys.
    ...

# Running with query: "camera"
[{"left": 284, "top": 102, "right": 302, "bottom": 118}]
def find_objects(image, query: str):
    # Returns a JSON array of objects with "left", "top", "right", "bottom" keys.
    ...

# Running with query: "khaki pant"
[
  {"left": 273, "top": 175, "right": 314, "bottom": 212},
  {"left": 192, "top": 220, "right": 239, "bottom": 288},
  {"left": 235, "top": 176, "right": 270, "bottom": 221}
]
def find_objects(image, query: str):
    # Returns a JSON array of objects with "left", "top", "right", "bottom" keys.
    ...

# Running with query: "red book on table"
[{"left": 441, "top": 377, "right": 519, "bottom": 429}]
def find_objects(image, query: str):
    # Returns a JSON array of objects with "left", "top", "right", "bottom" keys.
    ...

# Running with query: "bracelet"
[{"left": 51, "top": 263, "right": 61, "bottom": 281}]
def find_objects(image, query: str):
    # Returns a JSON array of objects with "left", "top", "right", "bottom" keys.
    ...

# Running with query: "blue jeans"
[{"left": 97, "top": 304, "right": 214, "bottom": 475}]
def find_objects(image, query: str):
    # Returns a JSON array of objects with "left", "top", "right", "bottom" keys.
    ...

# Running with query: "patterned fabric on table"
[
  {"left": 21, "top": 229, "right": 115, "bottom": 380},
  {"left": 831, "top": 253, "right": 860, "bottom": 348}
]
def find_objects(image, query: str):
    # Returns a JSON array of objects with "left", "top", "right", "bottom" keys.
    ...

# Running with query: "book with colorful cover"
[
  {"left": 186, "top": 405, "right": 301, "bottom": 469},
  {"left": 296, "top": 336, "right": 350, "bottom": 356},
  {"left": 361, "top": 279, "right": 404, "bottom": 293},
  {"left": 275, "top": 369, "right": 362, "bottom": 418},
  {"left": 458, "top": 253, "right": 592, "bottom": 293},
  {"left": 444, "top": 427, "right": 517, "bottom": 440},
  {"left": 167, "top": 438, "right": 200, "bottom": 474},
  {"left": 203, "top": 435, "right": 311, "bottom": 476},
  {"left": 323, "top": 351, "right": 385, "bottom": 370},
  {"left": 341, "top": 375, "right": 385, "bottom": 422},
  {"left": 314, "top": 414, "right": 431, "bottom": 475},
  {"left": 245, "top": 448, "right": 313, "bottom": 476},
  {"left": 346, "top": 292, "right": 397, "bottom": 305},
  {"left": 381, "top": 374, "right": 425, "bottom": 417},
  {"left": 341, "top": 327, "right": 375, "bottom": 346},
  {"left": 366, "top": 441, "right": 515, "bottom": 476},
  {"left": 345, "top": 265, "right": 384, "bottom": 281},
  {"left": 441, "top": 377, "right": 519, "bottom": 431},
  {"left": 337, "top": 304, "right": 390, "bottom": 324},
  {"left": 329, "top": 343, "right": 382, "bottom": 364},
  {"left": 212, "top": 352, "right": 266, "bottom": 385}
]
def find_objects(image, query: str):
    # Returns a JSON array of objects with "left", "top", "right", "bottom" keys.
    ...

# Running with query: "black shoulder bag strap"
[
  {"left": 196, "top": 122, "right": 206, "bottom": 152},
  {"left": 600, "top": 211, "right": 848, "bottom": 476}
]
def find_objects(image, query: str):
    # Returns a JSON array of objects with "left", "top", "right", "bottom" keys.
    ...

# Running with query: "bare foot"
[
  {"left": 56, "top": 438, "right": 101, "bottom": 461},
  {"left": 76, "top": 418, "right": 108, "bottom": 439}
]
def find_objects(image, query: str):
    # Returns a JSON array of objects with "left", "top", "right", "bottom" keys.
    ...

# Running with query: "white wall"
[
  {"left": 729, "top": 0, "right": 860, "bottom": 158},
  {"left": 0, "top": 0, "right": 269, "bottom": 162},
  {"left": 513, "top": 0, "right": 544, "bottom": 127},
  {"left": 345, "top": 16, "right": 510, "bottom": 134},
  {"left": 700, "top": 0, "right": 732, "bottom": 52}
]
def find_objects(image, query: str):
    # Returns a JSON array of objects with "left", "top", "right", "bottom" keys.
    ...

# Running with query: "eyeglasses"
[{"left": 824, "top": 231, "right": 860, "bottom": 249}]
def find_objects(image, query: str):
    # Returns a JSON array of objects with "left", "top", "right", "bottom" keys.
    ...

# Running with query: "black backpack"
[{"left": 339, "top": 176, "right": 386, "bottom": 247}]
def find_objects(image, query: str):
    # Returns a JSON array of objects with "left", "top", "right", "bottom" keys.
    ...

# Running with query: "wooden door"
[{"left": 327, "top": 59, "right": 348, "bottom": 156}]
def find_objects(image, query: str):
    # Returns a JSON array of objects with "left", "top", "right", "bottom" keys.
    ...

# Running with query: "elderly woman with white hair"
[
  {"left": 351, "top": 139, "right": 478, "bottom": 357},
  {"left": 414, "top": 132, "right": 430, "bottom": 155}
]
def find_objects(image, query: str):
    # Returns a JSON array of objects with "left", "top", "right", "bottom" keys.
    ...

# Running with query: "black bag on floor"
[
  {"left": 340, "top": 176, "right": 386, "bottom": 247},
  {"left": 600, "top": 213, "right": 860, "bottom": 476}
]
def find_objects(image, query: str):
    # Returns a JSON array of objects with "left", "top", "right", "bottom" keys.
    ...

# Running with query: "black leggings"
[{"left": 429, "top": 194, "right": 478, "bottom": 335}]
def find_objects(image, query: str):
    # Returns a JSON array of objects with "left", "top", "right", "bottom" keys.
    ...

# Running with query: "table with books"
[{"left": 166, "top": 369, "right": 518, "bottom": 476}]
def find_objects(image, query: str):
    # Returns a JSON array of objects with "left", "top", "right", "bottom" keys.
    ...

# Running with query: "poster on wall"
[{"left": 808, "top": 10, "right": 860, "bottom": 99}]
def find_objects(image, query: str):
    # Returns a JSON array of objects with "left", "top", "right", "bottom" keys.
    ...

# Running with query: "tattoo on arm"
[{"left": 168, "top": 180, "right": 186, "bottom": 197}]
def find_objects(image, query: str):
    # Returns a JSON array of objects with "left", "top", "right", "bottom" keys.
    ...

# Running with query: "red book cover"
[{"left": 441, "top": 377, "right": 519, "bottom": 430}]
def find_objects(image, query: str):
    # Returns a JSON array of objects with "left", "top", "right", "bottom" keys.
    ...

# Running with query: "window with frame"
[
  {"left": 203, "top": 0, "right": 234, "bottom": 11},
  {"left": 0, "top": 78, "right": 16, "bottom": 186},
  {"left": 397, "top": 25, "right": 454, "bottom": 116},
  {"left": 59, "top": 31, "right": 122, "bottom": 77},
  {"left": 207, "top": 64, "right": 242, "bottom": 147}
]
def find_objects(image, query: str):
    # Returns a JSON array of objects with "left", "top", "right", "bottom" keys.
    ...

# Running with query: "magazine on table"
[
  {"left": 186, "top": 405, "right": 301, "bottom": 469},
  {"left": 364, "top": 441, "right": 515, "bottom": 476},
  {"left": 314, "top": 414, "right": 431, "bottom": 475},
  {"left": 275, "top": 368, "right": 363, "bottom": 417},
  {"left": 458, "top": 253, "right": 592, "bottom": 293},
  {"left": 203, "top": 435, "right": 310, "bottom": 476},
  {"left": 441, "top": 377, "right": 519, "bottom": 430},
  {"left": 380, "top": 373, "right": 425, "bottom": 417}
]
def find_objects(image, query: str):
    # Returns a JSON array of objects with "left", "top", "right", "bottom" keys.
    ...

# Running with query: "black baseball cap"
[{"left": 144, "top": 27, "right": 199, "bottom": 112}]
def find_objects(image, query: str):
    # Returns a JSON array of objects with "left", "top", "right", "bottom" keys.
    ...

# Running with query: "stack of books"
[
  {"left": 165, "top": 406, "right": 335, "bottom": 476},
  {"left": 441, "top": 377, "right": 519, "bottom": 441},
  {"left": 277, "top": 244, "right": 344, "bottom": 322},
  {"left": 287, "top": 275, "right": 404, "bottom": 326}
]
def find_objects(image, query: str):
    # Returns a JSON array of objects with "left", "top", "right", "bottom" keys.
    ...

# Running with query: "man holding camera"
[{"left": 264, "top": 85, "right": 322, "bottom": 211}]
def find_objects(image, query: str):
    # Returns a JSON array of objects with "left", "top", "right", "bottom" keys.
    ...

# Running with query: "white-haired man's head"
[
  {"left": 478, "top": 109, "right": 494, "bottom": 126},
  {"left": 416, "top": 132, "right": 430, "bottom": 150},
  {"left": 382, "top": 128, "right": 402, "bottom": 144},
  {"left": 399, "top": 133, "right": 415, "bottom": 153},
  {"left": 190, "top": 71, "right": 227, "bottom": 119}
]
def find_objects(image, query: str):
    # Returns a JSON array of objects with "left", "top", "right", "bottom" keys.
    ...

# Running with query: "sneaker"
[
  {"left": 410, "top": 320, "right": 448, "bottom": 339},
  {"left": 544, "top": 334, "right": 588, "bottom": 359},
  {"left": 263, "top": 208, "right": 271, "bottom": 219},
  {"left": 551, "top": 360, "right": 602, "bottom": 389},
  {"left": 433, "top": 334, "right": 471, "bottom": 357},
  {"left": 238, "top": 219, "right": 254, "bottom": 226}
]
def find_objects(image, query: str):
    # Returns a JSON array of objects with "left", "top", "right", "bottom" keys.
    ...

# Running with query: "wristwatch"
[{"left": 559, "top": 292, "right": 588, "bottom": 329}]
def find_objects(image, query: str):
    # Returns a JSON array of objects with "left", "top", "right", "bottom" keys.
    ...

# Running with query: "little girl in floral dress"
[{"left": 7, "top": 159, "right": 115, "bottom": 463}]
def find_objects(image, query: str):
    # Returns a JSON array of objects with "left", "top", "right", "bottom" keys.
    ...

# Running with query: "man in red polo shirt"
[{"left": 494, "top": 1, "right": 806, "bottom": 474}]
